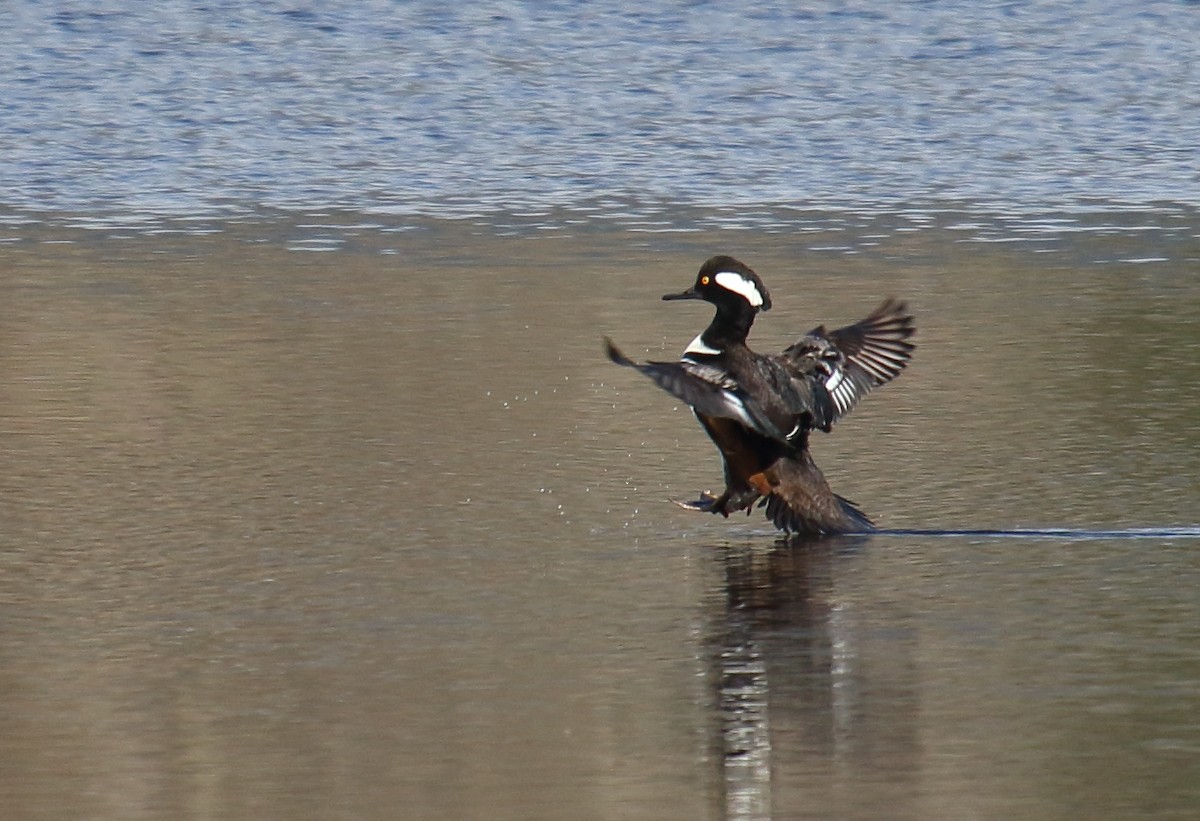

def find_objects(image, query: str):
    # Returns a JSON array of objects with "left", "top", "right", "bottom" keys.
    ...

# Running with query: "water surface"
[
  {"left": 2, "top": 1, "right": 1199, "bottom": 225},
  {"left": 3, "top": 218, "right": 1199, "bottom": 819},
  {"left": 3, "top": 2, "right": 1200, "bottom": 817}
]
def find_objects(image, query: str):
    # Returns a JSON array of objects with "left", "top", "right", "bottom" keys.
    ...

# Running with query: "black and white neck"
[{"left": 683, "top": 301, "right": 758, "bottom": 358}]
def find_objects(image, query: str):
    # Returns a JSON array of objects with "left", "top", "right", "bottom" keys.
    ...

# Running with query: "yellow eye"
[{"left": 700, "top": 275, "right": 710, "bottom": 285}]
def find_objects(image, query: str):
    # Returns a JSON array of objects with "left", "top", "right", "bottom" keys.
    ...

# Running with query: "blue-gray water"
[
  {"left": 3, "top": 3, "right": 1200, "bottom": 821},
  {"left": 2, "top": 0, "right": 1199, "bottom": 227}
]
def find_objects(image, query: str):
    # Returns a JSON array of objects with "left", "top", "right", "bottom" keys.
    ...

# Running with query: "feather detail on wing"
[
  {"left": 781, "top": 298, "right": 915, "bottom": 430},
  {"left": 603, "top": 338, "right": 789, "bottom": 441}
]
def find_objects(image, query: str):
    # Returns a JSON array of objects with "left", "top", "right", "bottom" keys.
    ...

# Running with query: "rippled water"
[
  {"left": 2, "top": 1, "right": 1199, "bottom": 225},
  {"left": 4, "top": 3, "right": 1200, "bottom": 819},
  {"left": 3, "top": 220, "right": 1200, "bottom": 819}
]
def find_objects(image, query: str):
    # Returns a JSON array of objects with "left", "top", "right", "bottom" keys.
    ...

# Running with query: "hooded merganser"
[{"left": 605, "top": 255, "right": 914, "bottom": 536}]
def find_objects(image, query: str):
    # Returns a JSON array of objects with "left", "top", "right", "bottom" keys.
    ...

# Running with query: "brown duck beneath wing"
[
  {"left": 684, "top": 414, "right": 871, "bottom": 534},
  {"left": 692, "top": 413, "right": 779, "bottom": 515}
]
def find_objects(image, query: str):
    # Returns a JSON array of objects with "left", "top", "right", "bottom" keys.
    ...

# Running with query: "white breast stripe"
[
  {"left": 683, "top": 332, "right": 722, "bottom": 357},
  {"left": 714, "top": 271, "right": 764, "bottom": 307}
]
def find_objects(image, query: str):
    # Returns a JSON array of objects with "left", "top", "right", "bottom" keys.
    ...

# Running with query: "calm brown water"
[{"left": 2, "top": 216, "right": 1200, "bottom": 820}]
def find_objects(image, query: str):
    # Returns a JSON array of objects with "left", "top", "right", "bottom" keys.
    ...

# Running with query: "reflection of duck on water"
[
  {"left": 605, "top": 255, "right": 914, "bottom": 536},
  {"left": 707, "top": 539, "right": 921, "bottom": 820}
]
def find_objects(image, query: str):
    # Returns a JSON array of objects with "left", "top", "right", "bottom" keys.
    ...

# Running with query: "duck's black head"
[
  {"left": 662, "top": 255, "right": 772, "bottom": 312},
  {"left": 663, "top": 256, "right": 772, "bottom": 353}
]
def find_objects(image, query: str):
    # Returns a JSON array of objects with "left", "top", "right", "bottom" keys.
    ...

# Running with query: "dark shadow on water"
[
  {"left": 873, "top": 526, "right": 1200, "bottom": 540},
  {"left": 706, "top": 537, "right": 921, "bottom": 821}
]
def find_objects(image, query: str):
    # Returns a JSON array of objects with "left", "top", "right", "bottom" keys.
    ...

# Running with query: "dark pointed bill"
[{"left": 662, "top": 287, "right": 701, "bottom": 301}]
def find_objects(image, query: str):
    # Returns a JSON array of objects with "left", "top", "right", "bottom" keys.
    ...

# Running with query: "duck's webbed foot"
[
  {"left": 671, "top": 488, "right": 760, "bottom": 518},
  {"left": 671, "top": 491, "right": 723, "bottom": 513}
]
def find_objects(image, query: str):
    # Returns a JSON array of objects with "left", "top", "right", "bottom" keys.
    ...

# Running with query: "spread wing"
[
  {"left": 781, "top": 298, "right": 914, "bottom": 431},
  {"left": 603, "top": 338, "right": 792, "bottom": 441}
]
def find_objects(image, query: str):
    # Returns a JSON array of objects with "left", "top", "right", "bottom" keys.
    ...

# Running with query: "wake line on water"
[{"left": 874, "top": 527, "right": 1200, "bottom": 540}]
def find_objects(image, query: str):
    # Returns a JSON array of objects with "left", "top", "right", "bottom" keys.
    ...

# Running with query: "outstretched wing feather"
[
  {"left": 604, "top": 338, "right": 788, "bottom": 440},
  {"left": 781, "top": 298, "right": 914, "bottom": 424}
]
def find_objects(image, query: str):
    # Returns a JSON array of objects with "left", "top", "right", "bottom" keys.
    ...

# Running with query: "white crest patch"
[
  {"left": 683, "top": 332, "right": 721, "bottom": 357},
  {"left": 714, "top": 271, "right": 765, "bottom": 307}
]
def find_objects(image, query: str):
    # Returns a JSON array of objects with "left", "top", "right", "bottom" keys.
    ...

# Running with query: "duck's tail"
[
  {"left": 760, "top": 450, "right": 876, "bottom": 535},
  {"left": 762, "top": 491, "right": 874, "bottom": 535}
]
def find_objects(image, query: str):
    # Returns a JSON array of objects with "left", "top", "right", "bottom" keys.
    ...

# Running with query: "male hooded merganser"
[{"left": 604, "top": 255, "right": 914, "bottom": 536}]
